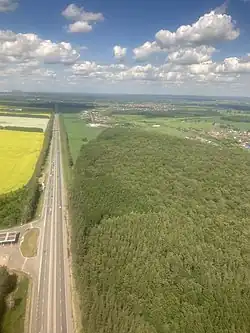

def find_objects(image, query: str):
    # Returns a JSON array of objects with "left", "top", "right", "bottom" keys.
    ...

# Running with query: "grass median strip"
[{"left": 20, "top": 228, "right": 40, "bottom": 258}]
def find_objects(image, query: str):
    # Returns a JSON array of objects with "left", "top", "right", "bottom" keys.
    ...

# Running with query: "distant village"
[{"left": 80, "top": 103, "right": 250, "bottom": 150}]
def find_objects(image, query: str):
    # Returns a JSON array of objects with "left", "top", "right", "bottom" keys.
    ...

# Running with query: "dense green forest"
[
  {"left": 71, "top": 128, "right": 250, "bottom": 333},
  {"left": 0, "top": 116, "right": 53, "bottom": 227}
]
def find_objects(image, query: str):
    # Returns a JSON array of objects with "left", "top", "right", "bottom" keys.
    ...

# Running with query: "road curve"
[{"left": 29, "top": 114, "right": 73, "bottom": 333}]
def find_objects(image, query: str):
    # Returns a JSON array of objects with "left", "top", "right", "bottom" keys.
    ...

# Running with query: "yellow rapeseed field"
[{"left": 0, "top": 130, "right": 44, "bottom": 194}]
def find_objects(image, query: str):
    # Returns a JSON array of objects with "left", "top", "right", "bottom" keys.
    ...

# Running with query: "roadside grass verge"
[
  {"left": 20, "top": 228, "right": 39, "bottom": 258},
  {"left": 1, "top": 274, "right": 29, "bottom": 333}
]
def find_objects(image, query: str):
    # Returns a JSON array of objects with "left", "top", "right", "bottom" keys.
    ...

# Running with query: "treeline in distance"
[{"left": 0, "top": 113, "right": 50, "bottom": 119}]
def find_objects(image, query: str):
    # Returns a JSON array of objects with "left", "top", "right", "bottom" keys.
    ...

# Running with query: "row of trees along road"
[{"left": 70, "top": 127, "right": 250, "bottom": 333}]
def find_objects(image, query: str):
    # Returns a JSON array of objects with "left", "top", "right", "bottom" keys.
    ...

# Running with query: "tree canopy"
[{"left": 70, "top": 128, "right": 250, "bottom": 333}]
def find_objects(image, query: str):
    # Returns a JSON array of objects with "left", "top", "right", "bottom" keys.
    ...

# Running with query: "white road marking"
[
  {"left": 47, "top": 136, "right": 57, "bottom": 333},
  {"left": 53, "top": 136, "right": 58, "bottom": 331}
]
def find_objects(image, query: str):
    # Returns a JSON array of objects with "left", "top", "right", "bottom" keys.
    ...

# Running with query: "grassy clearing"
[
  {"left": 63, "top": 113, "right": 104, "bottom": 162},
  {"left": 113, "top": 114, "right": 216, "bottom": 138},
  {"left": 1, "top": 275, "right": 29, "bottom": 333},
  {"left": 0, "top": 130, "right": 44, "bottom": 194},
  {"left": 20, "top": 228, "right": 39, "bottom": 258}
]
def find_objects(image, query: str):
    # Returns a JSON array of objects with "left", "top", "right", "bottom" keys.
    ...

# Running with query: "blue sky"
[{"left": 0, "top": 0, "right": 250, "bottom": 95}]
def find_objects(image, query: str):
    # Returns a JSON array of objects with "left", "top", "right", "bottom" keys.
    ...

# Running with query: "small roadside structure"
[{"left": 0, "top": 232, "right": 20, "bottom": 245}]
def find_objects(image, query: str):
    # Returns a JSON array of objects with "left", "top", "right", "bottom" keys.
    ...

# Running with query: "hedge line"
[
  {"left": 0, "top": 126, "right": 43, "bottom": 133},
  {"left": 0, "top": 115, "right": 54, "bottom": 227},
  {"left": 0, "top": 113, "right": 50, "bottom": 119}
]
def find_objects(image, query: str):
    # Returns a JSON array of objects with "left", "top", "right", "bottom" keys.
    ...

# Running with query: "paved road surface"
[{"left": 30, "top": 115, "right": 73, "bottom": 333}]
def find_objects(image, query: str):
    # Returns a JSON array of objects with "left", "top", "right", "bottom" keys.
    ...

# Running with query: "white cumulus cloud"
[
  {"left": 168, "top": 46, "right": 216, "bottom": 65},
  {"left": 113, "top": 45, "right": 127, "bottom": 60},
  {"left": 188, "top": 57, "right": 250, "bottom": 75},
  {"left": 133, "top": 41, "right": 162, "bottom": 61},
  {"left": 155, "top": 10, "right": 239, "bottom": 48},
  {"left": 68, "top": 21, "right": 92, "bottom": 33},
  {"left": 62, "top": 4, "right": 104, "bottom": 33},
  {"left": 0, "top": 30, "right": 80, "bottom": 65},
  {"left": 0, "top": 0, "right": 18, "bottom": 12},
  {"left": 215, "top": 57, "right": 250, "bottom": 73},
  {"left": 134, "top": 9, "right": 239, "bottom": 62}
]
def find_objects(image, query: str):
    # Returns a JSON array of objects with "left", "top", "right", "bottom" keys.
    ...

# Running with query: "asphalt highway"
[{"left": 30, "top": 115, "right": 73, "bottom": 333}]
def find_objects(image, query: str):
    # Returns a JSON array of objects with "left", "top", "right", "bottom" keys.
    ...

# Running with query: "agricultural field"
[
  {"left": 63, "top": 113, "right": 104, "bottom": 162},
  {"left": 0, "top": 116, "right": 49, "bottom": 131},
  {"left": 0, "top": 130, "right": 44, "bottom": 194}
]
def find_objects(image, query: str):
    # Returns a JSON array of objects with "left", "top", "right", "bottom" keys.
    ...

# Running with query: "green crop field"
[{"left": 62, "top": 113, "right": 104, "bottom": 162}]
